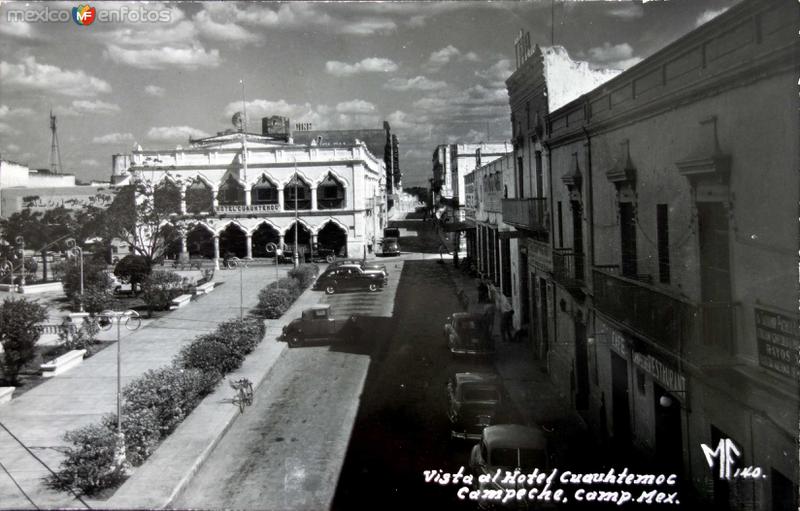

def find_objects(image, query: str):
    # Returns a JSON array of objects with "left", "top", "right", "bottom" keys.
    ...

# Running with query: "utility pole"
[
  {"left": 293, "top": 158, "right": 299, "bottom": 268},
  {"left": 239, "top": 79, "right": 248, "bottom": 184}
]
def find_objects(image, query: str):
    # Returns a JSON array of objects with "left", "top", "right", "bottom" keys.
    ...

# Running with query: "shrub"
[
  {"left": 101, "top": 410, "right": 161, "bottom": 467},
  {"left": 58, "top": 317, "right": 100, "bottom": 352},
  {"left": 269, "top": 277, "right": 301, "bottom": 299},
  {"left": 113, "top": 255, "right": 151, "bottom": 289},
  {"left": 46, "top": 422, "right": 126, "bottom": 496},
  {"left": 122, "top": 367, "right": 215, "bottom": 437},
  {"left": 141, "top": 270, "right": 184, "bottom": 311},
  {"left": 214, "top": 318, "right": 265, "bottom": 356},
  {"left": 0, "top": 298, "right": 48, "bottom": 385},
  {"left": 176, "top": 335, "right": 244, "bottom": 378},
  {"left": 288, "top": 264, "right": 318, "bottom": 289},
  {"left": 62, "top": 257, "right": 117, "bottom": 313},
  {"left": 255, "top": 287, "right": 294, "bottom": 319}
]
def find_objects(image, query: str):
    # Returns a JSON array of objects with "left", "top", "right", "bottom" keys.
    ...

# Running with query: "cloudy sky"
[{"left": 0, "top": 0, "right": 737, "bottom": 186}]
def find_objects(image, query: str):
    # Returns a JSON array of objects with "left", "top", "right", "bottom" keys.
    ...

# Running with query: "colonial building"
[
  {"left": 501, "top": 0, "right": 799, "bottom": 508},
  {"left": 111, "top": 122, "right": 386, "bottom": 268},
  {"left": 431, "top": 142, "right": 512, "bottom": 221}
]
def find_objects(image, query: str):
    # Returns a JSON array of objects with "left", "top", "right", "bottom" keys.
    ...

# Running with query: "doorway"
[
  {"left": 575, "top": 321, "right": 589, "bottom": 410},
  {"left": 611, "top": 352, "right": 631, "bottom": 452},
  {"left": 654, "top": 383, "right": 683, "bottom": 474}
]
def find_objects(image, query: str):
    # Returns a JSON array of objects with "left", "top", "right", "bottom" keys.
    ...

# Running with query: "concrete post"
[
  {"left": 245, "top": 234, "right": 253, "bottom": 259},
  {"left": 311, "top": 187, "right": 318, "bottom": 211},
  {"left": 213, "top": 235, "right": 220, "bottom": 269},
  {"left": 179, "top": 187, "right": 187, "bottom": 215},
  {"left": 278, "top": 187, "right": 285, "bottom": 211},
  {"left": 244, "top": 186, "right": 252, "bottom": 207}
]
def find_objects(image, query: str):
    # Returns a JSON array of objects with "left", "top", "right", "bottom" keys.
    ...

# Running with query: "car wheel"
[
  {"left": 325, "top": 285, "right": 336, "bottom": 295},
  {"left": 326, "top": 255, "right": 335, "bottom": 264},
  {"left": 368, "top": 283, "right": 378, "bottom": 292},
  {"left": 288, "top": 336, "right": 301, "bottom": 348}
]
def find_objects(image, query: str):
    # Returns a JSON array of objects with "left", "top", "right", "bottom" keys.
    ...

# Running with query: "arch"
[
  {"left": 249, "top": 218, "right": 280, "bottom": 235},
  {"left": 186, "top": 224, "right": 214, "bottom": 258},
  {"left": 283, "top": 174, "right": 312, "bottom": 210},
  {"left": 316, "top": 219, "right": 348, "bottom": 258},
  {"left": 159, "top": 223, "right": 182, "bottom": 260},
  {"left": 219, "top": 222, "right": 248, "bottom": 258},
  {"left": 315, "top": 167, "right": 351, "bottom": 189},
  {"left": 185, "top": 178, "right": 214, "bottom": 214},
  {"left": 153, "top": 180, "right": 182, "bottom": 214},
  {"left": 250, "top": 173, "right": 279, "bottom": 206},
  {"left": 312, "top": 216, "right": 349, "bottom": 235},
  {"left": 247, "top": 172, "right": 279, "bottom": 189},
  {"left": 280, "top": 217, "right": 313, "bottom": 236},
  {"left": 284, "top": 221, "right": 313, "bottom": 258},
  {"left": 279, "top": 168, "right": 313, "bottom": 189},
  {"left": 217, "top": 174, "right": 245, "bottom": 205},
  {"left": 252, "top": 222, "right": 280, "bottom": 258},
  {"left": 317, "top": 171, "right": 347, "bottom": 210}
]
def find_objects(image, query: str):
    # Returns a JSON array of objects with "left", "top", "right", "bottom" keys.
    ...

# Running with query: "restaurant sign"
[
  {"left": 755, "top": 307, "right": 799, "bottom": 380},
  {"left": 633, "top": 351, "right": 686, "bottom": 400}
]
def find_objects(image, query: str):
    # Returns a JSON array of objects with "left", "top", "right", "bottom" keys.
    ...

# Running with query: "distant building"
[
  {"left": 110, "top": 126, "right": 386, "bottom": 267},
  {"left": 0, "top": 160, "right": 110, "bottom": 218}
]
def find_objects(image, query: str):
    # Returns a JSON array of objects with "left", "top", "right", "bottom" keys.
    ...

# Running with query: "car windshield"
[
  {"left": 490, "top": 448, "right": 546, "bottom": 470},
  {"left": 463, "top": 387, "right": 500, "bottom": 402},
  {"left": 454, "top": 317, "right": 482, "bottom": 334}
]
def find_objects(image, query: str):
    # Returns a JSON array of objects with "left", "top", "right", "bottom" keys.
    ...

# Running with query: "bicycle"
[
  {"left": 229, "top": 378, "right": 254, "bottom": 413},
  {"left": 224, "top": 257, "right": 248, "bottom": 269}
]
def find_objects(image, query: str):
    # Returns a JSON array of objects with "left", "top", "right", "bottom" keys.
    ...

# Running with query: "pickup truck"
[{"left": 281, "top": 305, "right": 360, "bottom": 347}]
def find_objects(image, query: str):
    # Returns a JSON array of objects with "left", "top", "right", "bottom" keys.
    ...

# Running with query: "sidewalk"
[
  {"left": 0, "top": 266, "right": 293, "bottom": 510},
  {"left": 440, "top": 263, "right": 589, "bottom": 462}
]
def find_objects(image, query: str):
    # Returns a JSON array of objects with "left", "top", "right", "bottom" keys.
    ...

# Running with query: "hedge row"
[
  {"left": 255, "top": 264, "right": 319, "bottom": 319},
  {"left": 47, "top": 264, "right": 317, "bottom": 496}
]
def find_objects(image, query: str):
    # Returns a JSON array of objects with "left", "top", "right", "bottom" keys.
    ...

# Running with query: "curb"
[{"left": 102, "top": 285, "right": 321, "bottom": 510}]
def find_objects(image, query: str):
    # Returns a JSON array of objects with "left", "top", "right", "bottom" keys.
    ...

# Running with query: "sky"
[{"left": 0, "top": 0, "right": 739, "bottom": 187}]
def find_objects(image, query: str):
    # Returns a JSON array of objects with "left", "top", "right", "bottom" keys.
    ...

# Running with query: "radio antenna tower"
[{"left": 49, "top": 109, "right": 63, "bottom": 174}]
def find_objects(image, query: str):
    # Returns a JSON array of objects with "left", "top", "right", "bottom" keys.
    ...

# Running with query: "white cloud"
[
  {"left": 0, "top": 20, "right": 37, "bottom": 39},
  {"left": 585, "top": 42, "right": 643, "bottom": 70},
  {"left": 96, "top": 20, "right": 198, "bottom": 48},
  {"left": 0, "top": 105, "right": 34, "bottom": 119},
  {"left": 695, "top": 8, "right": 729, "bottom": 28},
  {"left": 340, "top": 19, "right": 396, "bottom": 36},
  {"left": 335, "top": 100, "right": 376, "bottom": 114},
  {"left": 67, "top": 100, "right": 121, "bottom": 115},
  {"left": 147, "top": 126, "right": 210, "bottom": 142},
  {"left": 93, "top": 132, "right": 135, "bottom": 144},
  {"left": 0, "top": 122, "right": 20, "bottom": 136},
  {"left": 384, "top": 76, "right": 447, "bottom": 91},
  {"left": 4, "top": 143, "right": 21, "bottom": 152},
  {"left": 325, "top": 58, "right": 398, "bottom": 77},
  {"left": 144, "top": 85, "right": 165, "bottom": 97},
  {"left": 426, "top": 45, "right": 481, "bottom": 71},
  {"left": 475, "top": 59, "right": 513, "bottom": 87},
  {"left": 0, "top": 56, "right": 111, "bottom": 97},
  {"left": 79, "top": 158, "right": 100, "bottom": 167},
  {"left": 193, "top": 9, "right": 261, "bottom": 44},
  {"left": 104, "top": 44, "right": 220, "bottom": 70},
  {"left": 607, "top": 4, "right": 644, "bottom": 20}
]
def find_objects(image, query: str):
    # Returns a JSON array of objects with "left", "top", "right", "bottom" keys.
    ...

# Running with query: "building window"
[
  {"left": 557, "top": 201, "right": 564, "bottom": 247},
  {"left": 501, "top": 238, "right": 511, "bottom": 297},
  {"left": 657, "top": 204, "right": 670, "bottom": 284},
  {"left": 636, "top": 369, "right": 646, "bottom": 395},
  {"left": 517, "top": 156, "right": 524, "bottom": 198},
  {"left": 620, "top": 202, "right": 637, "bottom": 278},
  {"left": 535, "top": 151, "right": 543, "bottom": 198}
]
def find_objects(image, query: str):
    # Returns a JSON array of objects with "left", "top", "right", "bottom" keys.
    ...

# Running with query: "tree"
[
  {"left": 113, "top": 255, "right": 151, "bottom": 291},
  {"left": 62, "top": 257, "right": 115, "bottom": 313},
  {"left": 140, "top": 269, "right": 183, "bottom": 316},
  {"left": 0, "top": 298, "right": 48, "bottom": 385},
  {"left": 0, "top": 207, "right": 78, "bottom": 282},
  {"left": 81, "top": 183, "right": 190, "bottom": 267}
]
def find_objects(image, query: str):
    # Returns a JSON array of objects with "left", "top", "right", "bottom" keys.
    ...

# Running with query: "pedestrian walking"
[{"left": 501, "top": 309, "right": 514, "bottom": 342}]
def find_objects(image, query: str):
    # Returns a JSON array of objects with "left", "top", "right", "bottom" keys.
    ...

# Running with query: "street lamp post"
[
  {"left": 99, "top": 309, "right": 141, "bottom": 473},
  {"left": 293, "top": 164, "right": 299, "bottom": 269},
  {"left": 65, "top": 239, "right": 84, "bottom": 312}
]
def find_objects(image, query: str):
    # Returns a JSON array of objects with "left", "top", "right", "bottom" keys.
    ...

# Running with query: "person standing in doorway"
[{"left": 501, "top": 309, "right": 514, "bottom": 342}]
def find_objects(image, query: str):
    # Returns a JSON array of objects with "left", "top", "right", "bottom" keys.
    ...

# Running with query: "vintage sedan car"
[
  {"left": 281, "top": 305, "right": 359, "bottom": 347},
  {"left": 313, "top": 264, "right": 387, "bottom": 294},
  {"left": 447, "top": 372, "right": 506, "bottom": 440},
  {"left": 444, "top": 312, "right": 494, "bottom": 357},
  {"left": 329, "top": 259, "right": 388, "bottom": 277},
  {"left": 380, "top": 237, "right": 400, "bottom": 256},
  {"left": 469, "top": 425, "right": 550, "bottom": 508}
]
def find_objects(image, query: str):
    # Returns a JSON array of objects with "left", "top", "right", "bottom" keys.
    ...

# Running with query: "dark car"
[
  {"left": 314, "top": 264, "right": 387, "bottom": 294},
  {"left": 329, "top": 259, "right": 388, "bottom": 277},
  {"left": 281, "top": 305, "right": 359, "bottom": 347},
  {"left": 447, "top": 372, "right": 506, "bottom": 440},
  {"left": 469, "top": 425, "right": 550, "bottom": 508},
  {"left": 445, "top": 312, "right": 494, "bottom": 357},
  {"left": 381, "top": 237, "right": 400, "bottom": 256}
]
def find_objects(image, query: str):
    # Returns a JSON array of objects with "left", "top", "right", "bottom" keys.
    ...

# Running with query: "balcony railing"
[
  {"left": 553, "top": 248, "right": 585, "bottom": 290},
  {"left": 217, "top": 204, "right": 280, "bottom": 214},
  {"left": 317, "top": 198, "right": 345, "bottom": 209},
  {"left": 502, "top": 198, "right": 549, "bottom": 233},
  {"left": 593, "top": 267, "right": 695, "bottom": 354}
]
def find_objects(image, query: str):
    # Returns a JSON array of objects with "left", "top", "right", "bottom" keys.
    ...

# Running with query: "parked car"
[
  {"left": 103, "top": 270, "right": 132, "bottom": 295},
  {"left": 281, "top": 305, "right": 359, "bottom": 347},
  {"left": 447, "top": 372, "right": 506, "bottom": 440},
  {"left": 469, "top": 425, "right": 550, "bottom": 508},
  {"left": 329, "top": 259, "right": 388, "bottom": 277},
  {"left": 313, "top": 264, "right": 387, "bottom": 294},
  {"left": 444, "top": 312, "right": 494, "bottom": 357},
  {"left": 380, "top": 237, "right": 400, "bottom": 256}
]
